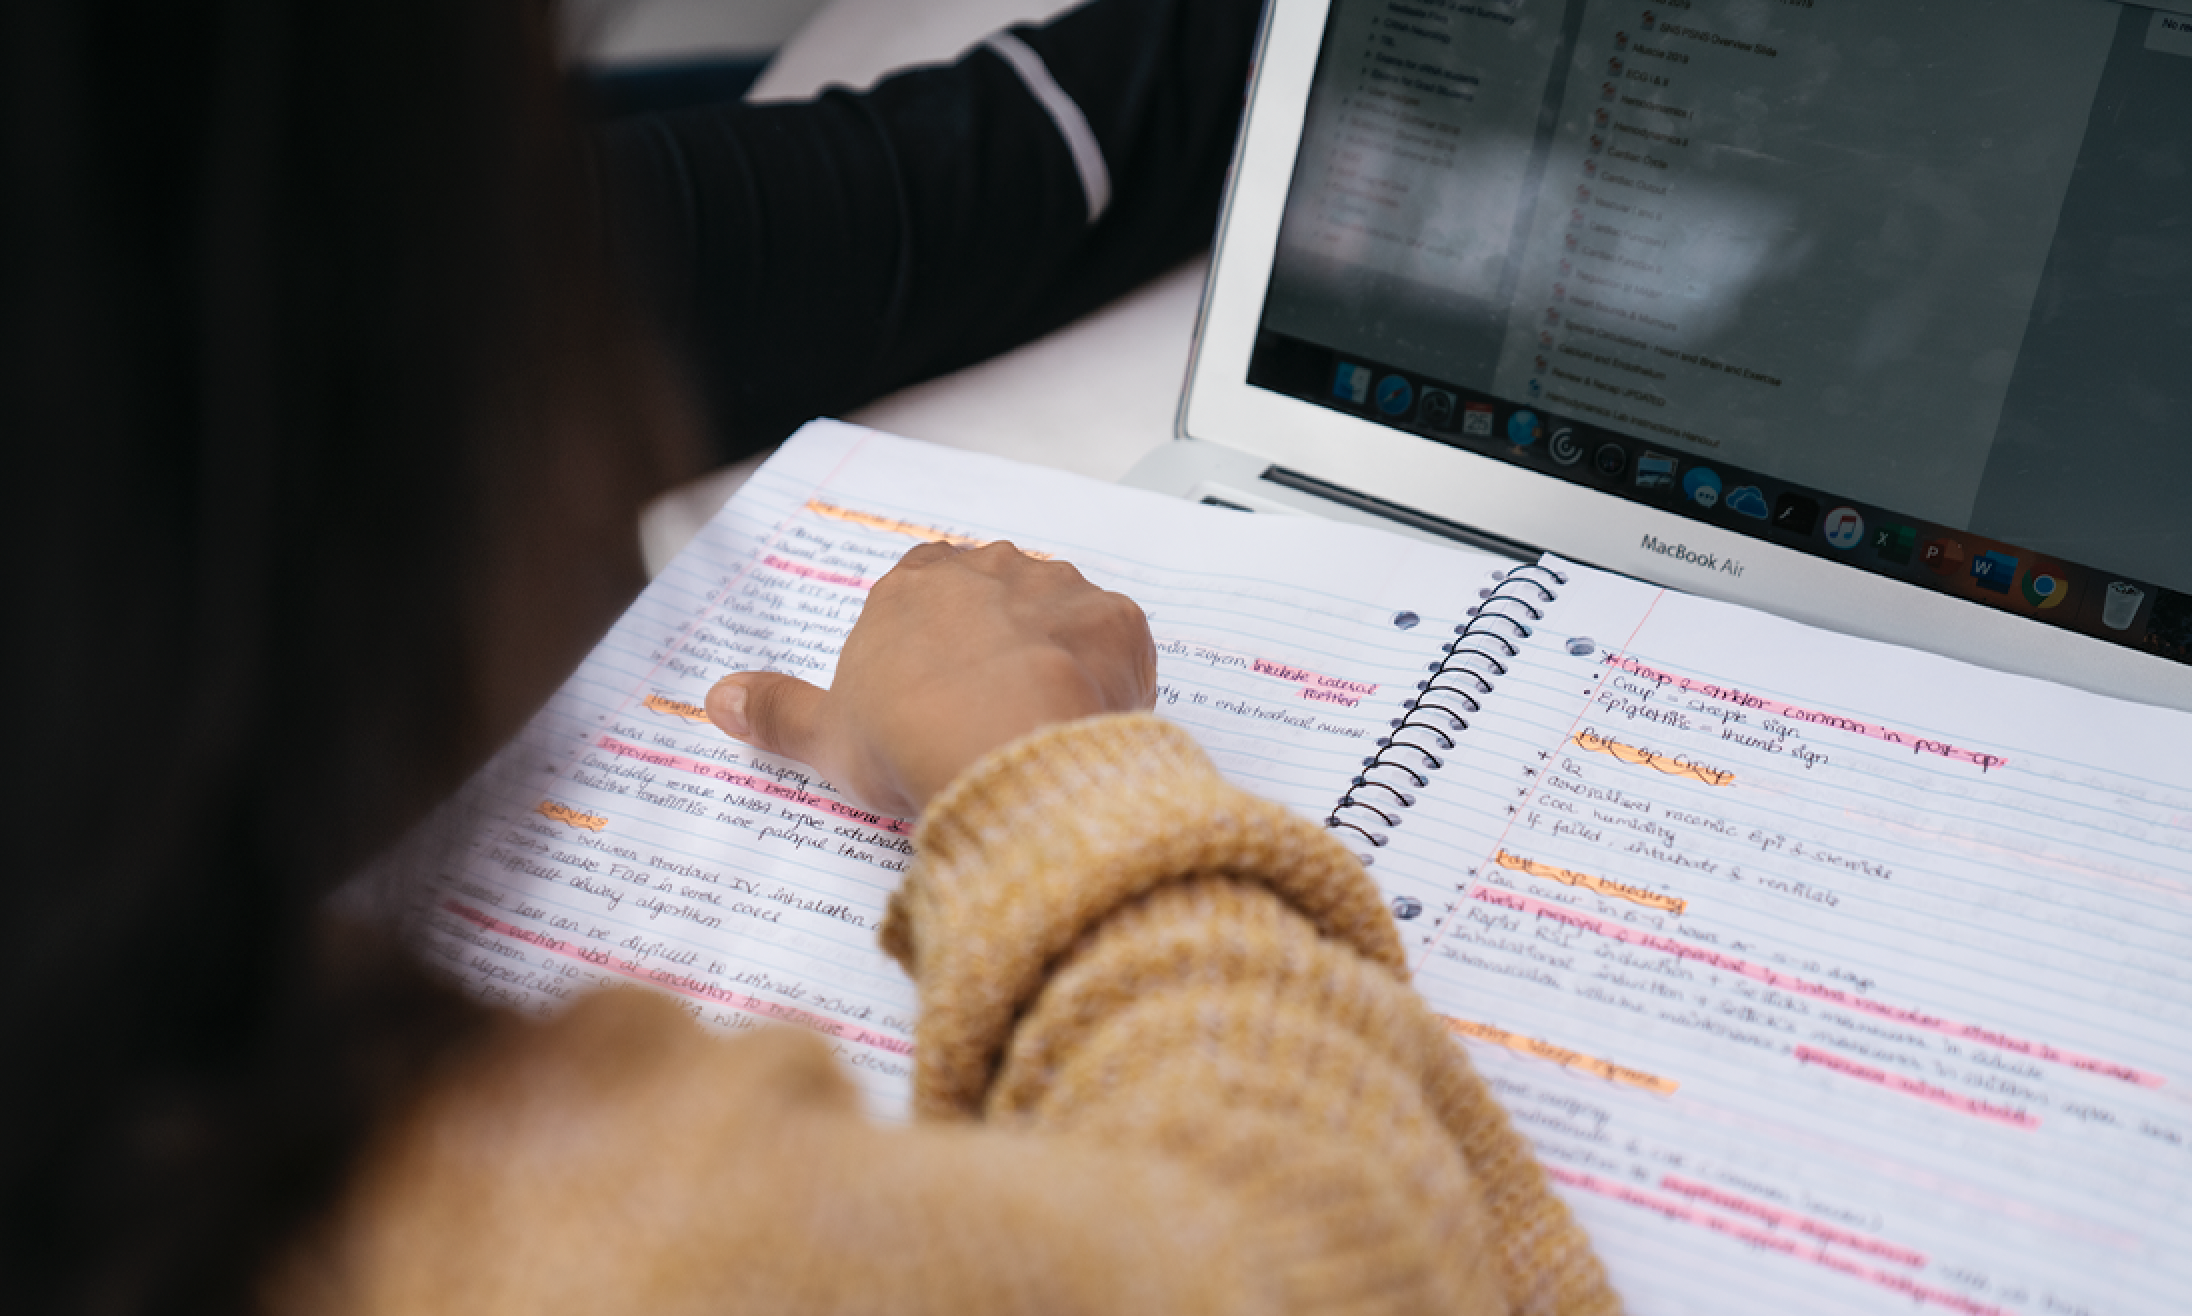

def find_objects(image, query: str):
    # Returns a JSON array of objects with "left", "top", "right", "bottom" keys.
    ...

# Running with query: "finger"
[
  {"left": 895, "top": 540, "right": 965, "bottom": 571},
  {"left": 707, "top": 671, "right": 829, "bottom": 763},
  {"left": 960, "top": 539, "right": 1035, "bottom": 574},
  {"left": 1132, "top": 617, "right": 1159, "bottom": 710},
  {"left": 1108, "top": 592, "right": 1160, "bottom": 709}
]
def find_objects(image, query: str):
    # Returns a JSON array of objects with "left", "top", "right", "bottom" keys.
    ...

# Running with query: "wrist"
[{"left": 878, "top": 713, "right": 1403, "bottom": 1117}]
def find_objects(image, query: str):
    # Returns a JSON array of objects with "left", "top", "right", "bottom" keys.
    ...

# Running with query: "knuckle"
[
  {"left": 961, "top": 541, "right": 1021, "bottom": 576},
  {"left": 899, "top": 541, "right": 958, "bottom": 568},
  {"left": 1104, "top": 588, "right": 1150, "bottom": 626},
  {"left": 745, "top": 679, "right": 805, "bottom": 748},
  {"left": 741, "top": 680, "right": 784, "bottom": 738}
]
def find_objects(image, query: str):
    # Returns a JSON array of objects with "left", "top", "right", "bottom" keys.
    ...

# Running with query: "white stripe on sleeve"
[{"left": 984, "top": 32, "right": 1113, "bottom": 226}]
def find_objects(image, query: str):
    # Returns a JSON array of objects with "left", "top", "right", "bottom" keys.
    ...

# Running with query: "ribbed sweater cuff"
[{"left": 879, "top": 712, "right": 1404, "bottom": 1118}]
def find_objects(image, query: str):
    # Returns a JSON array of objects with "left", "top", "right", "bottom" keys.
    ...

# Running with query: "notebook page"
[
  {"left": 1378, "top": 557, "right": 2192, "bottom": 1316},
  {"left": 420, "top": 420, "right": 1511, "bottom": 1115}
]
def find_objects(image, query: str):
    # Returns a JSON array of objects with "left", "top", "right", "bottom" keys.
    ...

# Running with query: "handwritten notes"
[
  {"left": 1494, "top": 849, "right": 1688, "bottom": 914},
  {"left": 534, "top": 801, "right": 607, "bottom": 832},
  {"left": 1384, "top": 558, "right": 2192, "bottom": 1316},
  {"left": 422, "top": 421, "right": 1514, "bottom": 1113},
  {"left": 803, "top": 497, "right": 1054, "bottom": 559},
  {"left": 1445, "top": 1015, "right": 1677, "bottom": 1094},
  {"left": 642, "top": 694, "right": 709, "bottom": 722},
  {"left": 1570, "top": 727, "right": 1738, "bottom": 785},
  {"left": 421, "top": 421, "right": 2192, "bottom": 1313},
  {"left": 1603, "top": 653, "right": 2007, "bottom": 771}
]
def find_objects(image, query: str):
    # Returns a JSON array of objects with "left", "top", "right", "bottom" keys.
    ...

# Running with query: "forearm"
[
  {"left": 594, "top": 0, "right": 1262, "bottom": 461},
  {"left": 885, "top": 714, "right": 1620, "bottom": 1315},
  {"left": 295, "top": 718, "right": 1616, "bottom": 1314}
]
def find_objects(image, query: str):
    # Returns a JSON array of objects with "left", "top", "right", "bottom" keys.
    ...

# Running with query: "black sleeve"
[{"left": 595, "top": 0, "right": 1266, "bottom": 462}]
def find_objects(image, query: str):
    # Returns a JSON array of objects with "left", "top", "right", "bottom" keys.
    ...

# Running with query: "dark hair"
[{"left": 0, "top": 0, "right": 696, "bottom": 1308}]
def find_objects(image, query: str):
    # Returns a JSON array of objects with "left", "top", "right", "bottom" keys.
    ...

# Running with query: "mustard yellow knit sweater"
[{"left": 274, "top": 715, "right": 1621, "bottom": 1315}]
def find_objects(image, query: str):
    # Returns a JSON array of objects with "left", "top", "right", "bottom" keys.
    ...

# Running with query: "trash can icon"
[{"left": 2103, "top": 581, "right": 2144, "bottom": 631}]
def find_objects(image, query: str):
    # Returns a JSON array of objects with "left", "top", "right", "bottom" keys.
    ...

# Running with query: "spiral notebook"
[{"left": 426, "top": 420, "right": 2192, "bottom": 1316}]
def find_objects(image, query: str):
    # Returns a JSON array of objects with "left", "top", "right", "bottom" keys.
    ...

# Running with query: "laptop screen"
[{"left": 1245, "top": 0, "right": 2192, "bottom": 667}]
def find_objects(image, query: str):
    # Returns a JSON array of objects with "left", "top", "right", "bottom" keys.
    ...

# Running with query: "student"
[
  {"left": 597, "top": 0, "right": 1271, "bottom": 460},
  {"left": 2, "top": 0, "right": 1615, "bottom": 1311}
]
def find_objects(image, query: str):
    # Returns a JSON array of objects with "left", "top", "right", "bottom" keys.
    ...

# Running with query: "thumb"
[{"left": 707, "top": 671, "right": 829, "bottom": 764}]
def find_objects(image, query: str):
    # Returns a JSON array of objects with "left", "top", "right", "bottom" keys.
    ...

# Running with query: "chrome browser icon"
[{"left": 2021, "top": 562, "right": 2071, "bottom": 610}]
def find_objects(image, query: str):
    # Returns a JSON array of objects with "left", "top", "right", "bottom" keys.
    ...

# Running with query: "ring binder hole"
[
  {"left": 1473, "top": 616, "right": 1529, "bottom": 642},
  {"left": 1391, "top": 723, "right": 1456, "bottom": 750},
  {"left": 1414, "top": 692, "right": 1479, "bottom": 717},
  {"left": 1364, "top": 760, "right": 1428, "bottom": 788},
  {"left": 1410, "top": 707, "right": 1468, "bottom": 732},
  {"left": 1335, "top": 842, "right": 1379, "bottom": 868},
  {"left": 1406, "top": 699, "right": 1472, "bottom": 725},
  {"left": 1351, "top": 777, "right": 1415, "bottom": 808},
  {"left": 1324, "top": 566, "right": 1565, "bottom": 866},
  {"left": 1324, "top": 818, "right": 1389, "bottom": 848},
  {"left": 1381, "top": 732, "right": 1452, "bottom": 755},
  {"left": 1385, "top": 743, "right": 1442, "bottom": 770},
  {"left": 1335, "top": 799, "right": 1400, "bottom": 828},
  {"left": 1480, "top": 593, "right": 1548, "bottom": 621},
  {"left": 1497, "top": 575, "right": 1557, "bottom": 603}
]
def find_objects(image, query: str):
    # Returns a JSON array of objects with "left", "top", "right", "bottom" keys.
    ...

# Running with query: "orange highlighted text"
[
  {"left": 1494, "top": 849, "right": 1687, "bottom": 914},
  {"left": 643, "top": 694, "right": 710, "bottom": 722},
  {"left": 804, "top": 499, "right": 1053, "bottom": 559},
  {"left": 1445, "top": 1016, "right": 1679, "bottom": 1094},
  {"left": 1572, "top": 727, "right": 1735, "bottom": 786},
  {"left": 536, "top": 801, "right": 608, "bottom": 832}
]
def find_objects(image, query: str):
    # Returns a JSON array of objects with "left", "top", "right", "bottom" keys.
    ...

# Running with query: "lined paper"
[
  {"left": 421, "top": 421, "right": 1509, "bottom": 1111},
  {"left": 422, "top": 422, "right": 2191, "bottom": 1313},
  {"left": 1388, "top": 559, "right": 2192, "bottom": 1316}
]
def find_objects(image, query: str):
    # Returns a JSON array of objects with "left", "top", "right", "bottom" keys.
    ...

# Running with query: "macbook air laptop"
[{"left": 1127, "top": 0, "right": 2192, "bottom": 711}]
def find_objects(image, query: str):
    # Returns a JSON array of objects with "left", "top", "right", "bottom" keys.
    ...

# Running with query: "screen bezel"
[{"left": 1179, "top": 0, "right": 2192, "bottom": 712}]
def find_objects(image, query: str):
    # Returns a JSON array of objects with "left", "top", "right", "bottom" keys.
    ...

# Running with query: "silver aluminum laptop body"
[{"left": 1130, "top": 0, "right": 2192, "bottom": 712}]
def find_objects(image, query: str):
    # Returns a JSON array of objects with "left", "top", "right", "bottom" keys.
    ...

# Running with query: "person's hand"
[{"left": 705, "top": 541, "right": 1156, "bottom": 817}]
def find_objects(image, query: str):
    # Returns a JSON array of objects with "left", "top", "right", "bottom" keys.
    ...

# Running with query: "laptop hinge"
[{"left": 1258, "top": 465, "right": 1544, "bottom": 562}]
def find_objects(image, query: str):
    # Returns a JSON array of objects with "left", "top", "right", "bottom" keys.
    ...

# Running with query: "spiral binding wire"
[{"left": 1327, "top": 563, "right": 1568, "bottom": 863}]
